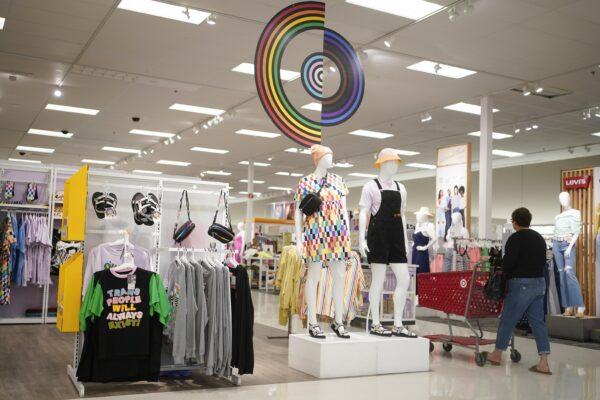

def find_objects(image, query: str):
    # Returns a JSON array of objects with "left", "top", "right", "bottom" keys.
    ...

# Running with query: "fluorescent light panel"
[
  {"left": 232, "top": 62, "right": 300, "bottom": 81},
  {"left": 333, "top": 162, "right": 354, "bottom": 168},
  {"left": 45, "top": 103, "right": 99, "bottom": 115},
  {"left": 239, "top": 191, "right": 261, "bottom": 196},
  {"left": 284, "top": 148, "right": 311, "bottom": 155},
  {"left": 129, "top": 129, "right": 174, "bottom": 138},
  {"left": 396, "top": 149, "right": 420, "bottom": 156},
  {"left": 0, "top": 17, "right": 5, "bottom": 30},
  {"left": 239, "top": 161, "right": 271, "bottom": 166},
  {"left": 276, "top": 172, "right": 303, "bottom": 177},
  {"left": 592, "top": 132, "right": 600, "bottom": 137},
  {"left": 345, "top": 0, "right": 443, "bottom": 20},
  {"left": 407, "top": 60, "right": 477, "bottom": 79},
  {"left": 8, "top": 158, "right": 41, "bottom": 164},
  {"left": 102, "top": 146, "right": 140, "bottom": 154},
  {"left": 492, "top": 149, "right": 523, "bottom": 158},
  {"left": 157, "top": 160, "right": 191, "bottom": 166},
  {"left": 444, "top": 102, "right": 499, "bottom": 115},
  {"left": 349, "top": 172, "right": 378, "bottom": 178},
  {"left": 117, "top": 0, "right": 210, "bottom": 24},
  {"left": 133, "top": 169, "right": 162, "bottom": 175},
  {"left": 268, "top": 186, "right": 292, "bottom": 191},
  {"left": 28, "top": 128, "right": 73, "bottom": 138},
  {"left": 240, "top": 179, "right": 264, "bottom": 184},
  {"left": 406, "top": 163, "right": 436, "bottom": 170},
  {"left": 302, "top": 102, "right": 322, "bottom": 112},
  {"left": 204, "top": 170, "right": 231, "bottom": 176},
  {"left": 236, "top": 129, "right": 280, "bottom": 138},
  {"left": 190, "top": 146, "right": 229, "bottom": 154},
  {"left": 467, "top": 131, "right": 513, "bottom": 140},
  {"left": 82, "top": 159, "right": 114, "bottom": 165},
  {"left": 16, "top": 145, "right": 54, "bottom": 154},
  {"left": 349, "top": 130, "right": 394, "bottom": 139},
  {"left": 169, "top": 103, "right": 225, "bottom": 116}
]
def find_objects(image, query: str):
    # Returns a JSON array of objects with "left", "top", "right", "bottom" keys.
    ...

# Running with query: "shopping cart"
[{"left": 418, "top": 263, "right": 521, "bottom": 367}]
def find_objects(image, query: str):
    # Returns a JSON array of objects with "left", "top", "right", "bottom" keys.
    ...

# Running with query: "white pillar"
[
  {"left": 244, "top": 161, "right": 254, "bottom": 245},
  {"left": 479, "top": 96, "right": 493, "bottom": 239}
]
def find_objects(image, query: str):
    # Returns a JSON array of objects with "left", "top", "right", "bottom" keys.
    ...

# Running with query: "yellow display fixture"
[
  {"left": 61, "top": 165, "right": 88, "bottom": 241},
  {"left": 56, "top": 253, "right": 84, "bottom": 333}
]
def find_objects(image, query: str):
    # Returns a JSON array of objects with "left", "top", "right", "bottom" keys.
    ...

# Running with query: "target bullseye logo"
[
  {"left": 460, "top": 279, "right": 468, "bottom": 289},
  {"left": 255, "top": 1, "right": 365, "bottom": 147}
]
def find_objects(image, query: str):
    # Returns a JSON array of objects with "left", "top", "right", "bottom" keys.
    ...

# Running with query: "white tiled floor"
[{"left": 87, "top": 291, "right": 600, "bottom": 400}]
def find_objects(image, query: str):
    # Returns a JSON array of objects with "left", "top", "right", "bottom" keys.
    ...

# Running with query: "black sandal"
[
  {"left": 308, "top": 323, "right": 326, "bottom": 339},
  {"left": 370, "top": 324, "right": 392, "bottom": 337},
  {"left": 392, "top": 326, "right": 418, "bottom": 338},
  {"left": 331, "top": 322, "right": 351, "bottom": 339}
]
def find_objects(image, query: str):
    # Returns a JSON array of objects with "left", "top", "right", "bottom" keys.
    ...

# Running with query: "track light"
[
  {"left": 150, "top": 149, "right": 154, "bottom": 154},
  {"left": 383, "top": 38, "right": 392, "bottom": 48},
  {"left": 532, "top": 124, "right": 538, "bottom": 129},
  {"left": 534, "top": 83, "right": 543, "bottom": 94},
  {"left": 514, "top": 127, "right": 520, "bottom": 134},
  {"left": 448, "top": 7, "right": 458, "bottom": 21},
  {"left": 463, "top": 0, "right": 474, "bottom": 14},
  {"left": 420, "top": 112, "right": 432, "bottom": 123},
  {"left": 164, "top": 139, "right": 169, "bottom": 145},
  {"left": 525, "top": 126, "right": 532, "bottom": 131},
  {"left": 202, "top": 123, "right": 208, "bottom": 129},
  {"left": 522, "top": 84, "right": 531, "bottom": 96},
  {"left": 176, "top": 134, "right": 182, "bottom": 140},
  {"left": 193, "top": 126, "right": 199, "bottom": 134},
  {"left": 206, "top": 14, "right": 216, "bottom": 25},
  {"left": 53, "top": 88, "right": 62, "bottom": 97}
]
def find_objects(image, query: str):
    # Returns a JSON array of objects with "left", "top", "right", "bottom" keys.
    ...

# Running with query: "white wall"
[{"left": 230, "top": 155, "right": 600, "bottom": 227}]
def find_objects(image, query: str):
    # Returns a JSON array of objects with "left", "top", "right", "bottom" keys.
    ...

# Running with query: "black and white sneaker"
[
  {"left": 308, "top": 323, "right": 326, "bottom": 339},
  {"left": 370, "top": 324, "right": 392, "bottom": 337},
  {"left": 392, "top": 326, "right": 418, "bottom": 338},
  {"left": 331, "top": 322, "right": 351, "bottom": 339}
]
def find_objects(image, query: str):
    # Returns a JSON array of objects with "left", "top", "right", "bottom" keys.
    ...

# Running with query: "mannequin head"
[
  {"left": 379, "top": 159, "right": 399, "bottom": 177},
  {"left": 237, "top": 222, "right": 244, "bottom": 233},
  {"left": 317, "top": 153, "right": 333, "bottom": 170},
  {"left": 415, "top": 206, "right": 432, "bottom": 224},
  {"left": 559, "top": 191, "right": 571, "bottom": 209},
  {"left": 310, "top": 144, "right": 333, "bottom": 168}
]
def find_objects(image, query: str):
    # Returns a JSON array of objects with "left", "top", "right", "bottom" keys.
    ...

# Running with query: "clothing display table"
[{"left": 288, "top": 333, "right": 429, "bottom": 378}]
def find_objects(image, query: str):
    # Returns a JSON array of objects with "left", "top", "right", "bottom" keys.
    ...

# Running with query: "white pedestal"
[{"left": 288, "top": 333, "right": 430, "bottom": 378}]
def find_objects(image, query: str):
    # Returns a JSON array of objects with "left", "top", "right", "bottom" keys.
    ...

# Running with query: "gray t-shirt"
[{"left": 167, "top": 260, "right": 187, "bottom": 364}]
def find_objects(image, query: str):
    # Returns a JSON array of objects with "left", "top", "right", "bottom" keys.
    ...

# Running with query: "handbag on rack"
[
  {"left": 484, "top": 266, "right": 506, "bottom": 301},
  {"left": 172, "top": 190, "right": 195, "bottom": 243},
  {"left": 207, "top": 190, "right": 235, "bottom": 244},
  {"left": 299, "top": 174, "right": 327, "bottom": 216}
]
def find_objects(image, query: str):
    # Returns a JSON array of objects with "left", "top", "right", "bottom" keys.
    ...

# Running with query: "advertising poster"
[
  {"left": 435, "top": 144, "right": 471, "bottom": 240},
  {"left": 268, "top": 201, "right": 296, "bottom": 220}
]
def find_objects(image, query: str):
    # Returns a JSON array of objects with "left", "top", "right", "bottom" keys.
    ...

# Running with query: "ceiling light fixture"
[
  {"left": 239, "top": 160, "right": 271, "bottom": 167},
  {"left": 45, "top": 103, "right": 99, "bottom": 115},
  {"left": 130, "top": 129, "right": 174, "bottom": 138},
  {"left": 333, "top": 162, "right": 354, "bottom": 168},
  {"left": 133, "top": 169, "right": 162, "bottom": 175},
  {"left": 206, "top": 14, "right": 216, "bottom": 25},
  {"left": 407, "top": 60, "right": 477, "bottom": 79},
  {"left": 8, "top": 158, "right": 41, "bottom": 164},
  {"left": 383, "top": 39, "right": 392, "bottom": 48},
  {"left": 348, "top": 129, "right": 394, "bottom": 139},
  {"left": 53, "top": 88, "right": 62, "bottom": 97},
  {"left": 81, "top": 159, "right": 115, "bottom": 165},
  {"left": 532, "top": 124, "right": 539, "bottom": 129},
  {"left": 467, "top": 131, "right": 513, "bottom": 140},
  {"left": 232, "top": 62, "right": 300, "bottom": 81},
  {"left": 420, "top": 112, "right": 432, "bottom": 122},
  {"left": 169, "top": 103, "right": 225, "bottom": 116},
  {"left": 406, "top": 163, "right": 436, "bottom": 170},
  {"left": 534, "top": 83, "right": 543, "bottom": 94},
  {"left": 157, "top": 159, "right": 191, "bottom": 166},
  {"left": 349, "top": 172, "right": 378, "bottom": 179},
  {"left": 591, "top": 132, "right": 600, "bottom": 137},
  {"left": 27, "top": 128, "right": 74, "bottom": 138},
  {"left": 275, "top": 172, "right": 303, "bottom": 177},
  {"left": 0, "top": 17, "right": 5, "bottom": 30},
  {"left": 268, "top": 186, "right": 292, "bottom": 191},
  {"left": 522, "top": 84, "right": 531, "bottom": 96},
  {"left": 102, "top": 146, "right": 141, "bottom": 154},
  {"left": 190, "top": 146, "right": 229, "bottom": 154},
  {"left": 395, "top": 149, "right": 421, "bottom": 156},
  {"left": 240, "top": 179, "right": 265, "bottom": 184},
  {"left": 193, "top": 126, "right": 199, "bottom": 134},
  {"left": 204, "top": 170, "right": 231, "bottom": 176},
  {"left": 448, "top": 6, "right": 458, "bottom": 21},
  {"left": 239, "top": 191, "right": 261, "bottom": 196},
  {"left": 235, "top": 129, "right": 280, "bottom": 138},
  {"left": 117, "top": 0, "right": 210, "bottom": 24},
  {"left": 301, "top": 102, "right": 322, "bottom": 112},
  {"left": 514, "top": 127, "right": 520, "bottom": 134},
  {"left": 492, "top": 149, "right": 524, "bottom": 157},
  {"left": 345, "top": 0, "right": 443, "bottom": 20},
  {"left": 444, "top": 102, "right": 500, "bottom": 115},
  {"left": 16, "top": 145, "right": 55, "bottom": 154}
]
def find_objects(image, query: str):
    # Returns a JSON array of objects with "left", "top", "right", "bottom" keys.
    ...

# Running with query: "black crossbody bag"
[
  {"left": 173, "top": 190, "right": 195, "bottom": 243},
  {"left": 207, "top": 190, "right": 235, "bottom": 244},
  {"left": 299, "top": 174, "right": 327, "bottom": 216}
]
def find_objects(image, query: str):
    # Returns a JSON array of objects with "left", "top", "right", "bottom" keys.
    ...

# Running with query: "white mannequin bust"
[
  {"left": 414, "top": 207, "right": 435, "bottom": 252},
  {"left": 236, "top": 222, "right": 245, "bottom": 244},
  {"left": 555, "top": 192, "right": 581, "bottom": 257},
  {"left": 445, "top": 212, "right": 469, "bottom": 249}
]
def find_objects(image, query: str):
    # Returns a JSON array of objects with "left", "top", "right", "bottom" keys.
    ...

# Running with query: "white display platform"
[{"left": 288, "top": 332, "right": 429, "bottom": 378}]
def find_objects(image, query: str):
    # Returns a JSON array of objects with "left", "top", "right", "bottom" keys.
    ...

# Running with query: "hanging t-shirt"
[{"left": 77, "top": 268, "right": 170, "bottom": 382}]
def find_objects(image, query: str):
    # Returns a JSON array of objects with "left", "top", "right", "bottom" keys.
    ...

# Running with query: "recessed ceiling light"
[
  {"left": 190, "top": 146, "right": 229, "bottom": 154},
  {"left": 492, "top": 149, "right": 524, "bottom": 158},
  {"left": 8, "top": 158, "right": 41, "bottom": 164},
  {"left": 240, "top": 179, "right": 265, "bottom": 184},
  {"left": 205, "top": 170, "right": 232, "bottom": 176},
  {"left": 407, "top": 60, "right": 477, "bottom": 79},
  {"left": 45, "top": 103, "right": 99, "bottom": 115},
  {"left": 275, "top": 172, "right": 303, "bottom": 177},
  {"left": 0, "top": 17, "right": 5, "bottom": 30},
  {"left": 102, "top": 146, "right": 141, "bottom": 154},
  {"left": 117, "top": 0, "right": 210, "bottom": 24},
  {"left": 27, "top": 128, "right": 73, "bottom": 138},
  {"left": 284, "top": 148, "right": 311, "bottom": 155},
  {"left": 133, "top": 169, "right": 162, "bottom": 175},
  {"left": 235, "top": 129, "right": 280, "bottom": 138},
  {"left": 444, "top": 102, "right": 500, "bottom": 115},
  {"left": 345, "top": 0, "right": 442, "bottom": 20},
  {"left": 349, "top": 172, "right": 378, "bottom": 178},
  {"left": 82, "top": 159, "right": 115, "bottom": 165},
  {"left": 169, "top": 103, "right": 225, "bottom": 116},
  {"left": 467, "top": 131, "right": 513, "bottom": 140},
  {"left": 157, "top": 159, "right": 191, "bottom": 166},
  {"left": 53, "top": 88, "right": 62, "bottom": 97},
  {"left": 239, "top": 191, "right": 261, "bottom": 196},
  {"left": 129, "top": 129, "right": 174, "bottom": 138},
  {"left": 333, "top": 162, "right": 354, "bottom": 168},
  {"left": 239, "top": 160, "right": 271, "bottom": 167},
  {"left": 406, "top": 163, "right": 436, "bottom": 169},
  {"left": 348, "top": 129, "right": 394, "bottom": 139},
  {"left": 302, "top": 102, "right": 322, "bottom": 112},
  {"left": 16, "top": 145, "right": 54, "bottom": 154},
  {"left": 232, "top": 62, "right": 300, "bottom": 81},
  {"left": 268, "top": 186, "right": 292, "bottom": 191},
  {"left": 395, "top": 149, "right": 420, "bottom": 156}
]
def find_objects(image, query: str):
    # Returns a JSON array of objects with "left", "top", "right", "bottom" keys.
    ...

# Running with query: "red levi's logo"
[{"left": 563, "top": 175, "right": 591, "bottom": 190}]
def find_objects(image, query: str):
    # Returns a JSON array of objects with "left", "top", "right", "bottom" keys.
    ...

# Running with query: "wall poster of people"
[{"left": 435, "top": 143, "right": 471, "bottom": 241}]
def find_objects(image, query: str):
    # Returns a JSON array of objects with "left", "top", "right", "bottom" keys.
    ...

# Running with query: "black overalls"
[{"left": 367, "top": 179, "right": 407, "bottom": 264}]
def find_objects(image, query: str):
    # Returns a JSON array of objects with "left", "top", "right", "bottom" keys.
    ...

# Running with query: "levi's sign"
[{"left": 563, "top": 175, "right": 592, "bottom": 190}]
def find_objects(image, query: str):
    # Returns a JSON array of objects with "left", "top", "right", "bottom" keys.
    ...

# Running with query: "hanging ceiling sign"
[{"left": 563, "top": 175, "right": 592, "bottom": 190}]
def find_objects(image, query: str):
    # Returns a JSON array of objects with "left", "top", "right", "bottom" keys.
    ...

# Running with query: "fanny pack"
[
  {"left": 173, "top": 190, "right": 195, "bottom": 243},
  {"left": 207, "top": 190, "right": 235, "bottom": 244},
  {"left": 299, "top": 174, "right": 327, "bottom": 216}
]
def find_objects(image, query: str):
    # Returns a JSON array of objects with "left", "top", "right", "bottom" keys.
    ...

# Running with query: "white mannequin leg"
[
  {"left": 329, "top": 260, "right": 347, "bottom": 325},
  {"left": 390, "top": 263, "right": 410, "bottom": 328},
  {"left": 369, "top": 263, "right": 387, "bottom": 326},
  {"left": 306, "top": 262, "right": 322, "bottom": 325}
]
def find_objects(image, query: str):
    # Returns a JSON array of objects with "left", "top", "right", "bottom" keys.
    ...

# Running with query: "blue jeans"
[
  {"left": 552, "top": 240, "right": 584, "bottom": 308},
  {"left": 496, "top": 278, "right": 550, "bottom": 355}
]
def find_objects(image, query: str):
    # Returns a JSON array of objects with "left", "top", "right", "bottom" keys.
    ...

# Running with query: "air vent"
[{"left": 511, "top": 86, "right": 572, "bottom": 99}]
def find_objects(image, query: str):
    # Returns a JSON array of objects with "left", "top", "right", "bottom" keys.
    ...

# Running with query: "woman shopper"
[{"left": 483, "top": 207, "right": 552, "bottom": 375}]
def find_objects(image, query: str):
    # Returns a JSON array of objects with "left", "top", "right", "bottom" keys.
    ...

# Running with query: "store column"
[
  {"left": 244, "top": 161, "right": 254, "bottom": 246},
  {"left": 479, "top": 96, "right": 493, "bottom": 239}
]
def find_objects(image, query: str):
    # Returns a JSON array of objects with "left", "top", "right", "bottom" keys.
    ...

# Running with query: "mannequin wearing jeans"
[
  {"left": 358, "top": 149, "right": 416, "bottom": 338},
  {"left": 552, "top": 192, "right": 585, "bottom": 317}
]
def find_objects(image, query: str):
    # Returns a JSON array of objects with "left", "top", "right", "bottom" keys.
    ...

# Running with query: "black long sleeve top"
[{"left": 503, "top": 229, "right": 546, "bottom": 279}]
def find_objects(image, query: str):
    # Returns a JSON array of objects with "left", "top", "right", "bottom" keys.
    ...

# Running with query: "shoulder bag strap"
[
  {"left": 184, "top": 189, "right": 191, "bottom": 221},
  {"left": 173, "top": 190, "right": 187, "bottom": 235},
  {"left": 222, "top": 190, "right": 233, "bottom": 229},
  {"left": 212, "top": 190, "right": 223, "bottom": 225},
  {"left": 315, "top": 173, "right": 328, "bottom": 195}
]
